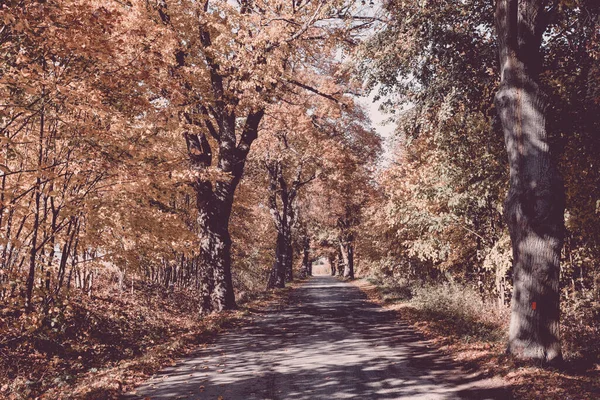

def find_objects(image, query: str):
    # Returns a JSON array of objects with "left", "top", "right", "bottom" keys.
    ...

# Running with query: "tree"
[
  {"left": 495, "top": 0, "right": 564, "bottom": 363},
  {"left": 162, "top": 0, "right": 373, "bottom": 312},
  {"left": 357, "top": 0, "right": 588, "bottom": 363},
  {"left": 265, "top": 159, "right": 315, "bottom": 288},
  {"left": 316, "top": 103, "right": 380, "bottom": 280},
  {"left": 298, "top": 220, "right": 312, "bottom": 277}
]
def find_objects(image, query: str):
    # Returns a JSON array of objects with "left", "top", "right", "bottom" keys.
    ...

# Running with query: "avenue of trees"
[{"left": 1, "top": 0, "right": 598, "bottom": 381}]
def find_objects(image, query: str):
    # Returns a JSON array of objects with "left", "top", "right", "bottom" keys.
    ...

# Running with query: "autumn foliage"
[{"left": 1, "top": 0, "right": 599, "bottom": 398}]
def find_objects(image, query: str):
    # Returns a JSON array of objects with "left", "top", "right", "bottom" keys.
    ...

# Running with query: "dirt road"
[{"left": 127, "top": 275, "right": 508, "bottom": 399}]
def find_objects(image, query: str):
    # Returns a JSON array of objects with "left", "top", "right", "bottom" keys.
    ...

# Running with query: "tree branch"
[{"left": 285, "top": 79, "right": 341, "bottom": 104}]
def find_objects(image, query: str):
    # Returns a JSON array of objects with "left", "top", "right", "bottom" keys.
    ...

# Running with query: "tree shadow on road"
[{"left": 125, "top": 277, "right": 514, "bottom": 400}]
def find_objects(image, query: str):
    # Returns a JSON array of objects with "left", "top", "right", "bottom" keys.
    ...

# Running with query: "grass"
[
  {"left": 353, "top": 277, "right": 600, "bottom": 400},
  {"left": 0, "top": 280, "right": 296, "bottom": 399}
]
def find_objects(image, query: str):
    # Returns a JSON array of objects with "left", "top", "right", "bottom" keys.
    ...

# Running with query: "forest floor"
[
  {"left": 0, "top": 282, "right": 296, "bottom": 399},
  {"left": 352, "top": 278, "right": 600, "bottom": 400},
  {"left": 127, "top": 275, "right": 507, "bottom": 399}
]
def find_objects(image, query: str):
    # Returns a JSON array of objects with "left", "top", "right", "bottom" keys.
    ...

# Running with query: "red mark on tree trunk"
[{"left": 531, "top": 302, "right": 537, "bottom": 310}]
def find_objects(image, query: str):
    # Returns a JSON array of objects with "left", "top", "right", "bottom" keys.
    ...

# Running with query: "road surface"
[{"left": 127, "top": 275, "right": 509, "bottom": 399}]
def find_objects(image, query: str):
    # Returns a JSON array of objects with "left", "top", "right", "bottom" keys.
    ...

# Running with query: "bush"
[
  {"left": 410, "top": 283, "right": 509, "bottom": 343},
  {"left": 561, "top": 291, "right": 600, "bottom": 362}
]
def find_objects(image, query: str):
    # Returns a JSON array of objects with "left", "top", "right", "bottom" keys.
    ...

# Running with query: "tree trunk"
[
  {"left": 495, "top": 0, "right": 564, "bottom": 363},
  {"left": 265, "top": 159, "right": 311, "bottom": 287},
  {"left": 284, "top": 228, "right": 294, "bottom": 282},
  {"left": 336, "top": 245, "right": 344, "bottom": 276},
  {"left": 196, "top": 180, "right": 236, "bottom": 313},
  {"left": 301, "top": 235, "right": 311, "bottom": 277},
  {"left": 329, "top": 255, "right": 336, "bottom": 276},
  {"left": 267, "top": 231, "right": 287, "bottom": 289},
  {"left": 343, "top": 238, "right": 354, "bottom": 280}
]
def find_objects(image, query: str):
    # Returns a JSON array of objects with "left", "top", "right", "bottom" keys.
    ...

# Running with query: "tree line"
[{"left": 1, "top": 0, "right": 598, "bottom": 367}]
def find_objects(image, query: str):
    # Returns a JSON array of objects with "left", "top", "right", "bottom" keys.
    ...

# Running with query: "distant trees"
[
  {"left": 265, "top": 158, "right": 315, "bottom": 288},
  {"left": 256, "top": 80, "right": 380, "bottom": 288}
]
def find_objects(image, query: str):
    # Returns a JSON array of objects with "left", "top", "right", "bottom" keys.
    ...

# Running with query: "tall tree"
[
  {"left": 495, "top": 0, "right": 564, "bottom": 363},
  {"left": 164, "top": 0, "right": 372, "bottom": 312},
  {"left": 265, "top": 160, "right": 314, "bottom": 288}
]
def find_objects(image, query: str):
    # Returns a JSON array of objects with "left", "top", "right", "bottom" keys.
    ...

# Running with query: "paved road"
[{"left": 127, "top": 275, "right": 509, "bottom": 399}]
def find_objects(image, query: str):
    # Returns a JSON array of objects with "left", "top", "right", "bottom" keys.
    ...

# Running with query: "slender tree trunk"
[
  {"left": 336, "top": 245, "right": 344, "bottom": 276},
  {"left": 268, "top": 231, "right": 287, "bottom": 289},
  {"left": 329, "top": 255, "right": 336, "bottom": 276},
  {"left": 495, "top": 0, "right": 563, "bottom": 363},
  {"left": 343, "top": 236, "right": 354, "bottom": 280},
  {"left": 267, "top": 220, "right": 293, "bottom": 288},
  {"left": 26, "top": 104, "right": 45, "bottom": 312},
  {"left": 26, "top": 189, "right": 40, "bottom": 311},
  {"left": 284, "top": 228, "right": 294, "bottom": 282},
  {"left": 301, "top": 236, "right": 311, "bottom": 277}
]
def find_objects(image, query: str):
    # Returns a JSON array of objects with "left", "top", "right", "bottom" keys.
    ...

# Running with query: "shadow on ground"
[{"left": 124, "top": 276, "right": 511, "bottom": 400}]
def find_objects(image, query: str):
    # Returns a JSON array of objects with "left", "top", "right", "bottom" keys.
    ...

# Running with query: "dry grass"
[
  {"left": 0, "top": 281, "right": 296, "bottom": 399},
  {"left": 352, "top": 278, "right": 600, "bottom": 400}
]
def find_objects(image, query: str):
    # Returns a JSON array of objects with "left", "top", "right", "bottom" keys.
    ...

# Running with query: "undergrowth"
[
  {"left": 0, "top": 280, "right": 290, "bottom": 399},
  {"left": 358, "top": 276, "right": 600, "bottom": 400}
]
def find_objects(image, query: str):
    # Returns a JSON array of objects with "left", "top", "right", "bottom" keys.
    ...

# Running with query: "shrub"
[{"left": 410, "top": 282, "right": 509, "bottom": 343}]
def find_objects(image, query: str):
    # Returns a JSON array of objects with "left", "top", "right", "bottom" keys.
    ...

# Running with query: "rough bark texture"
[
  {"left": 495, "top": 0, "right": 564, "bottom": 363},
  {"left": 186, "top": 103, "right": 263, "bottom": 313}
]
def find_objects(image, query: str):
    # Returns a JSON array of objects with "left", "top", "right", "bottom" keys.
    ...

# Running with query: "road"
[{"left": 127, "top": 275, "right": 509, "bottom": 399}]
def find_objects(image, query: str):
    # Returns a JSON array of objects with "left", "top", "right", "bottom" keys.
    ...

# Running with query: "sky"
[{"left": 357, "top": 90, "right": 399, "bottom": 167}]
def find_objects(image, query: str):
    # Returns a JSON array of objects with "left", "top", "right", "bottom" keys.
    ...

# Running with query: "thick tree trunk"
[
  {"left": 210, "top": 223, "right": 236, "bottom": 311},
  {"left": 196, "top": 181, "right": 236, "bottom": 313},
  {"left": 495, "top": 0, "right": 564, "bottom": 363}
]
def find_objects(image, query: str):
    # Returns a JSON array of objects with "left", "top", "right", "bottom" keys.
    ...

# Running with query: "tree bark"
[
  {"left": 301, "top": 235, "right": 311, "bottom": 277},
  {"left": 265, "top": 160, "right": 314, "bottom": 288},
  {"left": 342, "top": 235, "right": 354, "bottom": 280},
  {"left": 268, "top": 231, "right": 287, "bottom": 289},
  {"left": 266, "top": 161, "right": 290, "bottom": 289},
  {"left": 495, "top": 0, "right": 564, "bottom": 363},
  {"left": 336, "top": 245, "right": 344, "bottom": 276},
  {"left": 266, "top": 178, "right": 294, "bottom": 287},
  {"left": 186, "top": 107, "right": 264, "bottom": 313},
  {"left": 196, "top": 185, "right": 235, "bottom": 312},
  {"left": 284, "top": 226, "right": 294, "bottom": 282},
  {"left": 329, "top": 255, "right": 336, "bottom": 276}
]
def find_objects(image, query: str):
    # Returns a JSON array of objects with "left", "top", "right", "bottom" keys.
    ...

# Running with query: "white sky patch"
[{"left": 356, "top": 89, "right": 399, "bottom": 169}]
